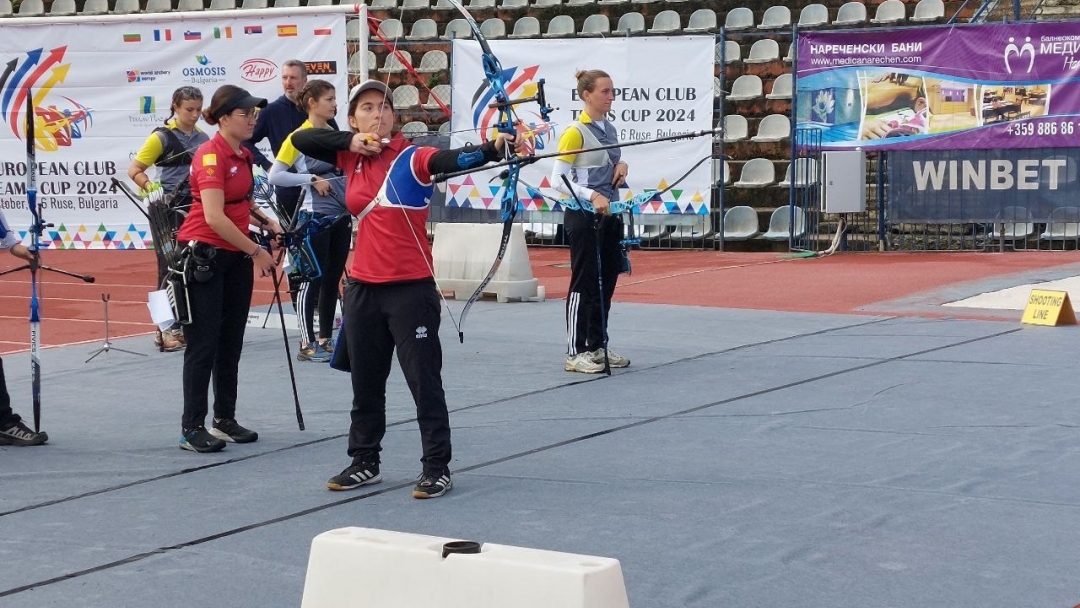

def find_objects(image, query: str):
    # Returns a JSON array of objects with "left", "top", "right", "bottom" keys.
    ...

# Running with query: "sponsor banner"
[
  {"left": 0, "top": 10, "right": 355, "bottom": 248},
  {"left": 887, "top": 149, "right": 1080, "bottom": 222},
  {"left": 449, "top": 37, "right": 714, "bottom": 215},
  {"left": 797, "top": 22, "right": 1080, "bottom": 150}
]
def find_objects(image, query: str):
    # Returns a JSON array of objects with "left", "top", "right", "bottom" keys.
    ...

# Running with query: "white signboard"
[
  {"left": 448, "top": 36, "right": 715, "bottom": 215},
  {"left": 0, "top": 10, "right": 353, "bottom": 249}
]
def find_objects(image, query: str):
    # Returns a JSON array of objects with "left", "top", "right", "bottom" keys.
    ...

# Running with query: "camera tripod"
[{"left": 86, "top": 293, "right": 146, "bottom": 363}]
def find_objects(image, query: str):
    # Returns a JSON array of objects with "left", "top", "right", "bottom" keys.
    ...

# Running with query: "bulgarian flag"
[{"left": 123, "top": 33, "right": 141, "bottom": 43}]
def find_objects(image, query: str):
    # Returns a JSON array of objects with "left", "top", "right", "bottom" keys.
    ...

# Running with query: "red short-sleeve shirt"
[{"left": 177, "top": 133, "right": 254, "bottom": 250}]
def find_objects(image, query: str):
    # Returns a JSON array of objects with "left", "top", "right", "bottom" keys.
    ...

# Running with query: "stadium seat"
[
  {"left": 763, "top": 205, "right": 806, "bottom": 240},
  {"left": 713, "top": 158, "right": 731, "bottom": 186},
  {"left": 910, "top": 0, "right": 944, "bottom": 22},
  {"left": 438, "top": 121, "right": 451, "bottom": 135},
  {"left": 988, "top": 206, "right": 1035, "bottom": 241},
  {"left": 422, "top": 84, "right": 452, "bottom": 110},
  {"left": 533, "top": 0, "right": 561, "bottom": 6},
  {"left": 443, "top": 19, "right": 473, "bottom": 39},
  {"left": 722, "top": 114, "right": 748, "bottom": 142},
  {"left": 209, "top": 0, "right": 234, "bottom": 10},
  {"left": 722, "top": 206, "right": 760, "bottom": 241},
  {"left": 580, "top": 14, "right": 610, "bottom": 36},
  {"left": 391, "top": 85, "right": 420, "bottom": 110},
  {"left": 400, "top": 121, "right": 429, "bottom": 136},
  {"left": 727, "top": 75, "right": 763, "bottom": 101},
  {"left": 370, "top": 0, "right": 397, "bottom": 7},
  {"left": 778, "top": 158, "right": 819, "bottom": 188},
  {"left": 615, "top": 12, "right": 645, "bottom": 35},
  {"left": 714, "top": 77, "right": 723, "bottom": 99},
  {"left": 745, "top": 39, "right": 780, "bottom": 64},
  {"left": 273, "top": 0, "right": 299, "bottom": 6},
  {"left": 684, "top": 9, "right": 717, "bottom": 33},
  {"left": 508, "top": 16, "right": 541, "bottom": 38},
  {"left": 733, "top": 158, "right": 775, "bottom": 188},
  {"left": 50, "top": 0, "right": 76, "bottom": 15},
  {"left": 432, "top": 0, "right": 458, "bottom": 9},
  {"left": 718, "top": 40, "right": 741, "bottom": 64},
  {"left": 1040, "top": 207, "right": 1080, "bottom": 240},
  {"left": 112, "top": 0, "right": 139, "bottom": 13},
  {"left": 767, "top": 74, "right": 793, "bottom": 100},
  {"left": 348, "top": 51, "right": 373, "bottom": 76},
  {"left": 241, "top": 0, "right": 267, "bottom": 7},
  {"left": 401, "top": 0, "right": 431, "bottom": 10},
  {"left": 568, "top": 0, "right": 595, "bottom": 5},
  {"left": 724, "top": 7, "right": 754, "bottom": 31},
  {"left": 16, "top": 0, "right": 44, "bottom": 16},
  {"left": 598, "top": 0, "right": 628, "bottom": 5},
  {"left": 378, "top": 50, "right": 412, "bottom": 73},
  {"left": 758, "top": 5, "right": 791, "bottom": 29},
  {"left": 784, "top": 44, "right": 794, "bottom": 63},
  {"left": 176, "top": 0, "right": 202, "bottom": 10},
  {"left": 648, "top": 10, "right": 681, "bottom": 33},
  {"left": 416, "top": 50, "right": 448, "bottom": 73},
  {"left": 501, "top": 0, "right": 529, "bottom": 6},
  {"left": 871, "top": 0, "right": 905, "bottom": 23},
  {"left": 798, "top": 3, "right": 829, "bottom": 27},
  {"left": 82, "top": 0, "right": 110, "bottom": 13},
  {"left": 468, "top": 0, "right": 496, "bottom": 7},
  {"left": 481, "top": 18, "right": 506, "bottom": 38},
  {"left": 378, "top": 19, "right": 404, "bottom": 40},
  {"left": 306, "top": 0, "right": 333, "bottom": 5},
  {"left": 543, "top": 15, "right": 576, "bottom": 37},
  {"left": 406, "top": 18, "right": 439, "bottom": 40},
  {"left": 752, "top": 114, "right": 790, "bottom": 143},
  {"left": 0, "top": 0, "right": 11, "bottom": 16},
  {"left": 345, "top": 18, "right": 363, "bottom": 41},
  {"left": 833, "top": 1, "right": 867, "bottom": 25}
]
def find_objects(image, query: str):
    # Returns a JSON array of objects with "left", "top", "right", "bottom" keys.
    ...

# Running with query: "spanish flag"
[{"left": 277, "top": 24, "right": 298, "bottom": 37}]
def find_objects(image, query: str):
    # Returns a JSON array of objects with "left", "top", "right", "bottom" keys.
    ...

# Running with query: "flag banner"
[
  {"left": 449, "top": 37, "right": 714, "bottom": 215},
  {"left": 797, "top": 22, "right": 1080, "bottom": 150},
  {"left": 0, "top": 11, "right": 353, "bottom": 248}
]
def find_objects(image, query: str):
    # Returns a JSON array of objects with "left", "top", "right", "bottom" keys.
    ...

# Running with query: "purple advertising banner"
[{"left": 796, "top": 22, "right": 1080, "bottom": 150}]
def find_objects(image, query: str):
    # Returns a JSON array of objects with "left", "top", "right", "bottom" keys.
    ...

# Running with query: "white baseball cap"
[{"left": 349, "top": 80, "right": 391, "bottom": 104}]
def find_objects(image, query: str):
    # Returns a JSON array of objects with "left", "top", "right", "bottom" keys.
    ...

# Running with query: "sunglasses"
[{"left": 232, "top": 108, "right": 261, "bottom": 120}]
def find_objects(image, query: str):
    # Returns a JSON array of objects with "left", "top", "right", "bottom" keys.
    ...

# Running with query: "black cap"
[{"left": 213, "top": 87, "right": 268, "bottom": 120}]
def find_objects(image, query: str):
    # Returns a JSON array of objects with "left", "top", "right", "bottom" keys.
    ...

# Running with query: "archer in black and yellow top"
[
  {"left": 550, "top": 69, "right": 631, "bottom": 374},
  {"left": 128, "top": 86, "right": 210, "bottom": 352}
]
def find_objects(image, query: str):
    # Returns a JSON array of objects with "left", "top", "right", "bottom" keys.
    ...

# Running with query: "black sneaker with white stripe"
[
  {"left": 412, "top": 471, "right": 452, "bottom": 499},
  {"left": 210, "top": 418, "right": 258, "bottom": 443},
  {"left": 179, "top": 426, "right": 226, "bottom": 453},
  {"left": 0, "top": 419, "right": 48, "bottom": 446},
  {"left": 327, "top": 461, "right": 382, "bottom": 491}
]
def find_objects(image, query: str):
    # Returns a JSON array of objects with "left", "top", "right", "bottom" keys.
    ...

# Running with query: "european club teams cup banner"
[
  {"left": 0, "top": 11, "right": 351, "bottom": 249},
  {"left": 448, "top": 37, "right": 715, "bottom": 215},
  {"left": 796, "top": 21, "right": 1080, "bottom": 151}
]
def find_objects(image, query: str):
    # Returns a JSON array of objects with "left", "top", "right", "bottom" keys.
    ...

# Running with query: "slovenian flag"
[
  {"left": 277, "top": 24, "right": 298, "bottom": 37},
  {"left": 243, "top": 25, "right": 262, "bottom": 35},
  {"left": 123, "top": 33, "right": 141, "bottom": 43},
  {"left": 184, "top": 31, "right": 201, "bottom": 40},
  {"left": 314, "top": 28, "right": 332, "bottom": 36},
  {"left": 153, "top": 29, "right": 172, "bottom": 41}
]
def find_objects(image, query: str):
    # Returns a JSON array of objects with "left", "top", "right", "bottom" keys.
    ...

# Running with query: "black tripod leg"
[{"left": 271, "top": 266, "right": 305, "bottom": 431}]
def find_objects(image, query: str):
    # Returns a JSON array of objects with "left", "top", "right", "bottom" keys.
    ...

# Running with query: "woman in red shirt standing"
[
  {"left": 175, "top": 85, "right": 280, "bottom": 453},
  {"left": 292, "top": 80, "right": 522, "bottom": 498}
]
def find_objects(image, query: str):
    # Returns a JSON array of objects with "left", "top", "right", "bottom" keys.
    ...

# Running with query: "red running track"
[{"left": 3, "top": 249, "right": 1080, "bottom": 355}]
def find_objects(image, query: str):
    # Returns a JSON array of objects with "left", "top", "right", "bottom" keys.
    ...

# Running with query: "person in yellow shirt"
[
  {"left": 128, "top": 86, "right": 210, "bottom": 352},
  {"left": 550, "top": 69, "right": 630, "bottom": 374},
  {"left": 268, "top": 80, "right": 349, "bottom": 363}
]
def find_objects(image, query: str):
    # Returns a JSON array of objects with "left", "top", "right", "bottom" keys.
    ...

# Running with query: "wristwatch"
[{"left": 310, "top": 175, "right": 319, "bottom": 184}]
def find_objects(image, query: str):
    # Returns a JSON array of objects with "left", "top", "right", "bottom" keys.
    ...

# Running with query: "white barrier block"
[
  {"left": 432, "top": 223, "right": 541, "bottom": 303},
  {"left": 300, "top": 527, "right": 630, "bottom": 608}
]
